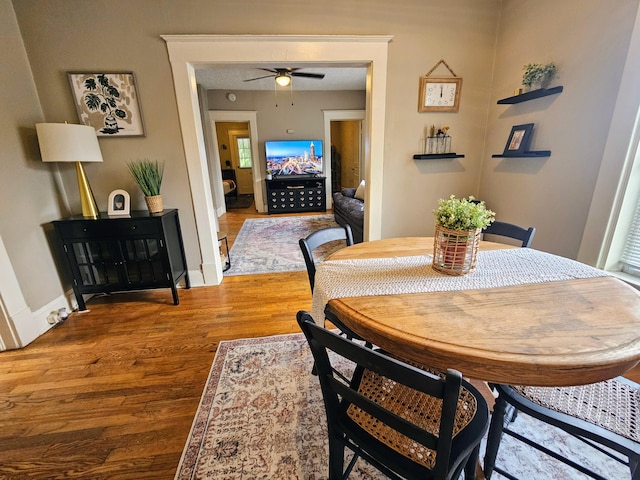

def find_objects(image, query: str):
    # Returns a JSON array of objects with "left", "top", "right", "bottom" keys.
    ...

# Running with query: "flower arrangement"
[
  {"left": 522, "top": 62, "right": 557, "bottom": 89},
  {"left": 433, "top": 195, "right": 495, "bottom": 231}
]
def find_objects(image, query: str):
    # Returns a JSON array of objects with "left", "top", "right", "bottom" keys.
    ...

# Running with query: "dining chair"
[
  {"left": 297, "top": 311, "right": 490, "bottom": 480},
  {"left": 483, "top": 379, "right": 640, "bottom": 479},
  {"left": 299, "top": 224, "right": 364, "bottom": 343},
  {"left": 482, "top": 220, "right": 536, "bottom": 247},
  {"left": 299, "top": 224, "right": 354, "bottom": 292}
]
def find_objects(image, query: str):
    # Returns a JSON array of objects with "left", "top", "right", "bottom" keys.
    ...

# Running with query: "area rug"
[
  {"left": 224, "top": 215, "right": 342, "bottom": 276},
  {"left": 175, "top": 333, "right": 628, "bottom": 479}
]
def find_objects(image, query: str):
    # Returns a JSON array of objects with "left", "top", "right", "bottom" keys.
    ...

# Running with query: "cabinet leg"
[
  {"left": 171, "top": 286, "right": 180, "bottom": 305},
  {"left": 73, "top": 288, "right": 87, "bottom": 312}
]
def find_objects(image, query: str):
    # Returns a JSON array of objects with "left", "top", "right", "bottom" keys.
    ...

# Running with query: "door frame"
[
  {"left": 323, "top": 110, "right": 365, "bottom": 210},
  {"left": 163, "top": 34, "right": 391, "bottom": 285},
  {"left": 209, "top": 111, "right": 263, "bottom": 214}
]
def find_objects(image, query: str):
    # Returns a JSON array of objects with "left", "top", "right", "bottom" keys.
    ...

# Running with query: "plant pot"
[
  {"left": 145, "top": 195, "right": 163, "bottom": 214},
  {"left": 432, "top": 225, "right": 481, "bottom": 275}
]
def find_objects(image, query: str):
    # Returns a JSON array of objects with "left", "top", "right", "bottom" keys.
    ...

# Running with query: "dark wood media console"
[{"left": 266, "top": 175, "right": 327, "bottom": 214}]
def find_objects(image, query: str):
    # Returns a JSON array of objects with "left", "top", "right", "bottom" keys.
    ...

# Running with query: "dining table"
[{"left": 311, "top": 237, "right": 640, "bottom": 387}]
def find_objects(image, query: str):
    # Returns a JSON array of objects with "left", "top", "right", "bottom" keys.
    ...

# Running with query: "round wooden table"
[{"left": 321, "top": 237, "right": 640, "bottom": 386}]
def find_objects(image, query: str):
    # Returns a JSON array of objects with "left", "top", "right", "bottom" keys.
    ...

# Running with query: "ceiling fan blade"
[
  {"left": 258, "top": 68, "right": 279, "bottom": 74},
  {"left": 243, "top": 74, "right": 276, "bottom": 82},
  {"left": 290, "top": 72, "right": 325, "bottom": 79}
]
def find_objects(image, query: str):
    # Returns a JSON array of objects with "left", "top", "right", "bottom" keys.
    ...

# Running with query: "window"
[
  {"left": 237, "top": 137, "right": 252, "bottom": 168},
  {"left": 621, "top": 196, "right": 640, "bottom": 277}
]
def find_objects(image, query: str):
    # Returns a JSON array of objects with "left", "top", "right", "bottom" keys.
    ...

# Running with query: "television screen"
[{"left": 265, "top": 140, "right": 323, "bottom": 176}]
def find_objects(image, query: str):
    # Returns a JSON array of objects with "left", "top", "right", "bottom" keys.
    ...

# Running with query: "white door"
[{"left": 229, "top": 130, "right": 254, "bottom": 195}]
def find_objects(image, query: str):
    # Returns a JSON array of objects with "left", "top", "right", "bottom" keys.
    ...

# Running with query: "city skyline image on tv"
[{"left": 265, "top": 139, "right": 323, "bottom": 175}]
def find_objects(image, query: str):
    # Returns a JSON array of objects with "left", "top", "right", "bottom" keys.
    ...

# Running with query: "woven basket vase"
[
  {"left": 145, "top": 195, "right": 163, "bottom": 214},
  {"left": 432, "top": 225, "right": 481, "bottom": 275}
]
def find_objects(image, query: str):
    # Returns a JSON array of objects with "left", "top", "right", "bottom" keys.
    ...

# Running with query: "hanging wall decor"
[
  {"left": 418, "top": 59, "right": 462, "bottom": 113},
  {"left": 68, "top": 72, "right": 145, "bottom": 137}
]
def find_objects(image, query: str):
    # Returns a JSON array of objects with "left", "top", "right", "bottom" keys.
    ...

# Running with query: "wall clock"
[{"left": 418, "top": 77, "right": 462, "bottom": 112}]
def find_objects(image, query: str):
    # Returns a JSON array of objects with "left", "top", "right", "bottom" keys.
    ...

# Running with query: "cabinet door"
[
  {"left": 118, "top": 237, "right": 169, "bottom": 287},
  {"left": 66, "top": 240, "right": 120, "bottom": 288}
]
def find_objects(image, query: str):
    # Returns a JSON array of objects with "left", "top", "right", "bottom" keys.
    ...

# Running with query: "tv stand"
[{"left": 266, "top": 176, "right": 326, "bottom": 214}]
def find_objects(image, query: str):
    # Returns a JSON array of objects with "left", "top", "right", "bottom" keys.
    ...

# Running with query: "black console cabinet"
[
  {"left": 52, "top": 209, "right": 190, "bottom": 310},
  {"left": 266, "top": 176, "right": 326, "bottom": 214}
]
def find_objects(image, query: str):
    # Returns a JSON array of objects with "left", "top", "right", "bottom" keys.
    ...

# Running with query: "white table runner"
[{"left": 311, "top": 248, "right": 608, "bottom": 323}]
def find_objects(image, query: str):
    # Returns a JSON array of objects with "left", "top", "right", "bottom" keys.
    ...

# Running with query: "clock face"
[{"left": 425, "top": 82, "right": 457, "bottom": 107}]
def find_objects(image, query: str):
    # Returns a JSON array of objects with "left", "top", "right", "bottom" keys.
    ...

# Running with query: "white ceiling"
[{"left": 195, "top": 65, "right": 367, "bottom": 91}]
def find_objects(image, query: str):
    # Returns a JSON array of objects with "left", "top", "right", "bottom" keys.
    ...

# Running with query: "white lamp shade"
[{"left": 36, "top": 123, "right": 103, "bottom": 163}]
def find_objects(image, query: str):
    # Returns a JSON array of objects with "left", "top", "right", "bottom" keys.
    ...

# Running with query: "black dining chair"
[
  {"left": 297, "top": 311, "right": 490, "bottom": 480},
  {"left": 484, "top": 379, "right": 640, "bottom": 479},
  {"left": 299, "top": 224, "right": 354, "bottom": 293},
  {"left": 482, "top": 220, "right": 536, "bottom": 247}
]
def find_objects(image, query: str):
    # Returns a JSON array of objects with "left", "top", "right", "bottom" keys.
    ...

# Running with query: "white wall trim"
[{"left": 162, "top": 35, "right": 391, "bottom": 279}]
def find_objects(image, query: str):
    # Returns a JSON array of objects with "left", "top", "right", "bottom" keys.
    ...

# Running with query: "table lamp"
[{"left": 36, "top": 123, "right": 103, "bottom": 219}]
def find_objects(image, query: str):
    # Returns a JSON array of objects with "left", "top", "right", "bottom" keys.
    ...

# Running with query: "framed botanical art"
[
  {"left": 503, "top": 123, "right": 534, "bottom": 155},
  {"left": 68, "top": 72, "right": 145, "bottom": 137}
]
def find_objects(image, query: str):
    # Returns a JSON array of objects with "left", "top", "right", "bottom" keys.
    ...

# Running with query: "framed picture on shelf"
[
  {"left": 503, "top": 123, "right": 534, "bottom": 155},
  {"left": 68, "top": 72, "right": 145, "bottom": 137},
  {"left": 107, "top": 189, "right": 131, "bottom": 216}
]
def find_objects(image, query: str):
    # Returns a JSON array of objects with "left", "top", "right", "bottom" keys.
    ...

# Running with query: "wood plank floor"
[
  {"left": 1, "top": 200, "right": 639, "bottom": 479},
  {"left": 0, "top": 202, "right": 318, "bottom": 479}
]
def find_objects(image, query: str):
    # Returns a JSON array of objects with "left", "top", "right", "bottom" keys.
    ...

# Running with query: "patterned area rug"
[
  {"left": 224, "top": 215, "right": 343, "bottom": 276},
  {"left": 175, "top": 333, "right": 628, "bottom": 479}
]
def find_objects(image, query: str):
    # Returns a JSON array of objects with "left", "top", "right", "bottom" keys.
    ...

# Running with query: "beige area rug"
[
  {"left": 224, "top": 215, "right": 342, "bottom": 276},
  {"left": 175, "top": 333, "right": 628, "bottom": 479}
]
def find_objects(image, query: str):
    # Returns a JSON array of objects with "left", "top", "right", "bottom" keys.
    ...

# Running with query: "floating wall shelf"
[
  {"left": 413, "top": 153, "right": 465, "bottom": 160},
  {"left": 492, "top": 151, "right": 551, "bottom": 158},
  {"left": 497, "top": 86, "right": 564, "bottom": 104}
]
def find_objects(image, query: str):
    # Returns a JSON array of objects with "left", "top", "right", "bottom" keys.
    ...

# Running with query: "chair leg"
[
  {"left": 464, "top": 444, "right": 480, "bottom": 480},
  {"left": 328, "top": 437, "right": 346, "bottom": 480},
  {"left": 483, "top": 395, "right": 508, "bottom": 479}
]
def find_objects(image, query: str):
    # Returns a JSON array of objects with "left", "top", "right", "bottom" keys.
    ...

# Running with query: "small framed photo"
[
  {"left": 68, "top": 72, "right": 145, "bottom": 137},
  {"left": 108, "top": 189, "right": 131, "bottom": 216},
  {"left": 503, "top": 123, "right": 534, "bottom": 155}
]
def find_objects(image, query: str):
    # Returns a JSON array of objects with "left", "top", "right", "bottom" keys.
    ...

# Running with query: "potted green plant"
[
  {"left": 522, "top": 62, "right": 557, "bottom": 90},
  {"left": 432, "top": 195, "right": 495, "bottom": 275},
  {"left": 127, "top": 159, "right": 164, "bottom": 213}
]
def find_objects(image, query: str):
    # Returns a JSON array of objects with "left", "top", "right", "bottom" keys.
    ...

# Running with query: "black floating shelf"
[
  {"left": 492, "top": 151, "right": 551, "bottom": 158},
  {"left": 497, "top": 86, "right": 564, "bottom": 104},
  {"left": 413, "top": 153, "right": 465, "bottom": 160}
]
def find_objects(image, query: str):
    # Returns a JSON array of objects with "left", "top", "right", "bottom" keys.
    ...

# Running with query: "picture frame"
[
  {"left": 503, "top": 123, "right": 534, "bottom": 155},
  {"left": 108, "top": 189, "right": 131, "bottom": 216},
  {"left": 68, "top": 72, "right": 145, "bottom": 137},
  {"left": 418, "top": 77, "right": 462, "bottom": 112}
]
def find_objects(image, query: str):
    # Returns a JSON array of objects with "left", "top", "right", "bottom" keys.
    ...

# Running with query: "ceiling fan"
[{"left": 243, "top": 68, "right": 325, "bottom": 87}]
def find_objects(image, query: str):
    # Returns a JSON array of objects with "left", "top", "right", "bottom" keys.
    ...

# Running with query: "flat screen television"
[{"left": 265, "top": 140, "right": 323, "bottom": 176}]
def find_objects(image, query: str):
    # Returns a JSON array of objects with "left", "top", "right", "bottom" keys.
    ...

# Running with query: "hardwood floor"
[
  {"left": 2, "top": 200, "right": 639, "bottom": 479},
  {"left": 0, "top": 202, "right": 317, "bottom": 479}
]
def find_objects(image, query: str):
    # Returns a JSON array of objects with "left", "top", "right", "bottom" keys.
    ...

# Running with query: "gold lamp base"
[{"left": 76, "top": 161, "right": 99, "bottom": 219}]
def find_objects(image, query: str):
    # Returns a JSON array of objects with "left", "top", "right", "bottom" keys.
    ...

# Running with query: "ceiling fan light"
[{"left": 275, "top": 74, "right": 291, "bottom": 87}]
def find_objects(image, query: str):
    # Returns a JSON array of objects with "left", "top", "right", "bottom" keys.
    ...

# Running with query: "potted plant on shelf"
[
  {"left": 127, "top": 159, "right": 164, "bottom": 213},
  {"left": 432, "top": 195, "right": 495, "bottom": 275},
  {"left": 522, "top": 62, "right": 557, "bottom": 91}
]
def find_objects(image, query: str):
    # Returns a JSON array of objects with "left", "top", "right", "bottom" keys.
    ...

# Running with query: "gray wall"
[{"left": 2, "top": 0, "right": 639, "bottom": 346}]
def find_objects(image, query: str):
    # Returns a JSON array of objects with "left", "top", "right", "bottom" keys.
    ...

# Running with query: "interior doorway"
[
  {"left": 215, "top": 121, "right": 254, "bottom": 196},
  {"left": 330, "top": 120, "right": 362, "bottom": 192},
  {"left": 163, "top": 35, "right": 391, "bottom": 286}
]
